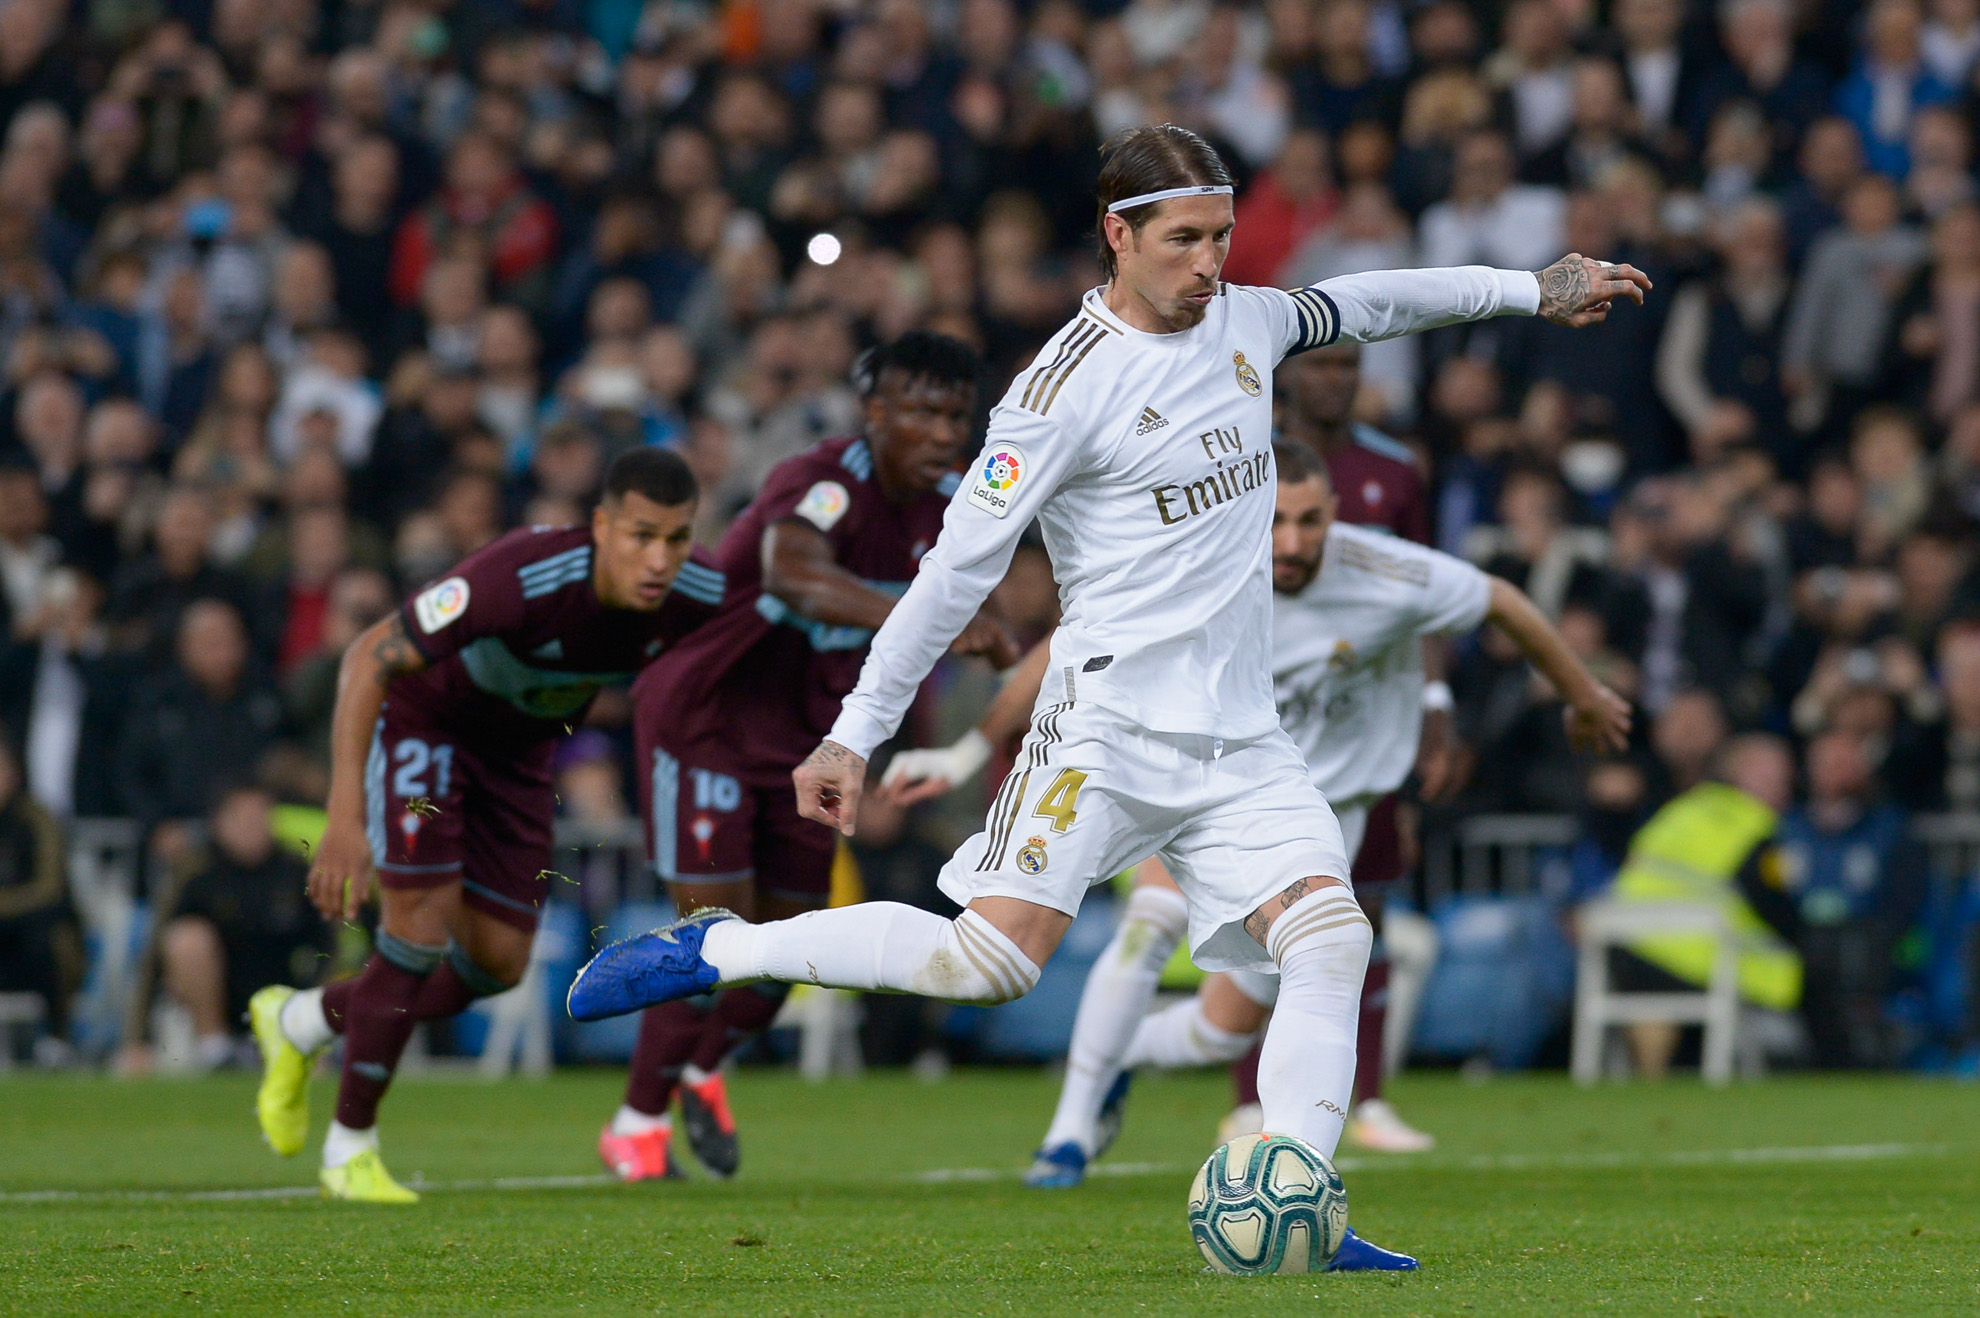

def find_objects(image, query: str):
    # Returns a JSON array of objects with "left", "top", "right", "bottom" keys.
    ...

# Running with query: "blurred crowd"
[{"left": 2, "top": 0, "right": 1980, "bottom": 1065}]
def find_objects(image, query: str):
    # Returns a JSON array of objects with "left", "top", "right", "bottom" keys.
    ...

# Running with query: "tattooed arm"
[
  {"left": 309, "top": 613, "right": 430, "bottom": 919},
  {"left": 1534, "top": 253, "right": 1653, "bottom": 328}
]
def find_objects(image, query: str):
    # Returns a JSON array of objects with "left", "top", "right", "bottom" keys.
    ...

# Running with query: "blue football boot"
[
  {"left": 568, "top": 908, "right": 735, "bottom": 1021},
  {"left": 1022, "top": 1142, "right": 1087, "bottom": 1189},
  {"left": 1326, "top": 1228, "right": 1421, "bottom": 1272}
]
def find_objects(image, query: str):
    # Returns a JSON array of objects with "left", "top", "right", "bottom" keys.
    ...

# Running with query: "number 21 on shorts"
[{"left": 1032, "top": 768, "right": 1087, "bottom": 833}]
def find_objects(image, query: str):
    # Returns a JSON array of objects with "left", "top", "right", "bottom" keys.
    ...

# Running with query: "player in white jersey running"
[
  {"left": 567, "top": 123, "right": 1649, "bottom": 1272},
  {"left": 884, "top": 442, "right": 1631, "bottom": 1185}
]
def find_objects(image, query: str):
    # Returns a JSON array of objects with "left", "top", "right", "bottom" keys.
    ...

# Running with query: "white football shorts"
[
  {"left": 936, "top": 699, "right": 1352, "bottom": 972},
  {"left": 1215, "top": 796, "right": 1374, "bottom": 1008}
]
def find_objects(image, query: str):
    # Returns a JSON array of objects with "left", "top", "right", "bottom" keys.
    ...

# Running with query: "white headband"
[{"left": 1106, "top": 184, "right": 1233, "bottom": 213}]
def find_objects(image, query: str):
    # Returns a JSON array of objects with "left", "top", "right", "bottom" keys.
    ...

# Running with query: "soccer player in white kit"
[
  {"left": 887, "top": 443, "right": 1631, "bottom": 1184},
  {"left": 568, "top": 123, "right": 1651, "bottom": 1272}
]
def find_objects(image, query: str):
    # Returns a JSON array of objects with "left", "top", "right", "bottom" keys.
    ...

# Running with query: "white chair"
[
  {"left": 0, "top": 993, "right": 46, "bottom": 1072},
  {"left": 1571, "top": 900, "right": 1738, "bottom": 1086}
]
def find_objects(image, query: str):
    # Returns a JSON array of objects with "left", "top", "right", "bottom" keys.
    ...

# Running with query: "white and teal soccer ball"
[{"left": 1187, "top": 1133, "right": 1348, "bottom": 1275}]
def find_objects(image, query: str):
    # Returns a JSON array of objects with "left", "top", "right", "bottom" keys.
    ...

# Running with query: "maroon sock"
[
  {"left": 1232, "top": 1040, "right": 1262, "bottom": 1107},
  {"left": 332, "top": 954, "right": 427, "bottom": 1129},
  {"left": 688, "top": 983, "right": 790, "bottom": 1072},
  {"left": 322, "top": 960, "right": 491, "bottom": 1036},
  {"left": 623, "top": 1000, "right": 707, "bottom": 1116},
  {"left": 322, "top": 977, "right": 356, "bottom": 1033},
  {"left": 1353, "top": 956, "right": 1390, "bottom": 1105},
  {"left": 412, "top": 962, "right": 483, "bottom": 1020}
]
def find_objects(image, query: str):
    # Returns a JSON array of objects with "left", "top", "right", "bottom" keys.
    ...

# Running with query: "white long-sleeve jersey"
[{"left": 826, "top": 266, "right": 1541, "bottom": 761}]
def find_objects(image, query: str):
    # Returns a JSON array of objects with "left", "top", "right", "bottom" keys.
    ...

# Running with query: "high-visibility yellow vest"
[{"left": 1610, "top": 783, "right": 1801, "bottom": 1010}]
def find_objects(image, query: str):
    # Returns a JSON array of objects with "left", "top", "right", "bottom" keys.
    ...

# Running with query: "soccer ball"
[{"left": 1187, "top": 1133, "right": 1347, "bottom": 1274}]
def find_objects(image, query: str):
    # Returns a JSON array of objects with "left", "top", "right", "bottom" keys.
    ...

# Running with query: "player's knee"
[
  {"left": 1264, "top": 886, "right": 1372, "bottom": 971},
  {"left": 375, "top": 929, "right": 447, "bottom": 976},
  {"left": 927, "top": 910, "right": 1042, "bottom": 1005},
  {"left": 446, "top": 941, "right": 520, "bottom": 996}
]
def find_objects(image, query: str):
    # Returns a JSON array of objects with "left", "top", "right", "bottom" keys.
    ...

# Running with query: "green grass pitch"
[{"left": 3, "top": 1067, "right": 1977, "bottom": 1315}]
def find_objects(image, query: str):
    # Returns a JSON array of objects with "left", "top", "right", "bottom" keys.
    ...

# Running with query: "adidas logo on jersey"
[{"left": 1135, "top": 407, "right": 1169, "bottom": 436}]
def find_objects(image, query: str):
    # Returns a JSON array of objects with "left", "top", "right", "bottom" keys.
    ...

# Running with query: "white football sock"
[
  {"left": 1122, "top": 996, "right": 1258, "bottom": 1069},
  {"left": 1381, "top": 907, "right": 1439, "bottom": 1077},
  {"left": 1257, "top": 888, "right": 1371, "bottom": 1159},
  {"left": 610, "top": 1105, "right": 671, "bottom": 1137},
  {"left": 1039, "top": 885, "right": 1189, "bottom": 1154},
  {"left": 701, "top": 904, "right": 1040, "bottom": 1005},
  {"left": 280, "top": 987, "right": 334, "bottom": 1054},
  {"left": 322, "top": 1120, "right": 379, "bottom": 1169}
]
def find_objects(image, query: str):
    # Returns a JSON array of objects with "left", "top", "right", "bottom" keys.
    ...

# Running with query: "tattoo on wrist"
[
  {"left": 806, "top": 741, "right": 863, "bottom": 770},
  {"left": 1538, "top": 258, "right": 1589, "bottom": 321}
]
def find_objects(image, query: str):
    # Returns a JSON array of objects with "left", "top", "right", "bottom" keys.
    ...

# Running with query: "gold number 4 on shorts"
[{"left": 1032, "top": 769, "right": 1087, "bottom": 833}]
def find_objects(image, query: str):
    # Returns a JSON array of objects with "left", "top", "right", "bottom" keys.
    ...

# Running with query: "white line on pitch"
[
  {"left": 0, "top": 1143, "right": 1950, "bottom": 1203},
  {"left": 0, "top": 1173, "right": 619, "bottom": 1204},
  {"left": 905, "top": 1141, "right": 1952, "bottom": 1184}
]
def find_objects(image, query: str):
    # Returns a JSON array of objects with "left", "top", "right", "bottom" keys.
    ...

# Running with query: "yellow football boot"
[
  {"left": 249, "top": 985, "right": 313, "bottom": 1157},
  {"left": 320, "top": 1149, "right": 420, "bottom": 1204}
]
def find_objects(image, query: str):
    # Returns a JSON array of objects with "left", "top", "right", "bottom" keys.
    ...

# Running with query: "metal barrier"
[
  {"left": 1419, "top": 812, "right": 1980, "bottom": 909},
  {"left": 44, "top": 811, "right": 1980, "bottom": 1056}
]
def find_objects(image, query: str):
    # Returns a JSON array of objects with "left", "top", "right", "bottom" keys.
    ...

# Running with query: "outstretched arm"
[
  {"left": 1484, "top": 576, "right": 1632, "bottom": 754},
  {"left": 1287, "top": 254, "right": 1651, "bottom": 351}
]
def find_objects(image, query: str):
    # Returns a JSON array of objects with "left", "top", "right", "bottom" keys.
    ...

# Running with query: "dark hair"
[
  {"left": 1272, "top": 441, "right": 1329, "bottom": 487},
  {"left": 1094, "top": 124, "right": 1233, "bottom": 280},
  {"left": 852, "top": 330, "right": 982, "bottom": 398},
  {"left": 602, "top": 446, "right": 698, "bottom": 507}
]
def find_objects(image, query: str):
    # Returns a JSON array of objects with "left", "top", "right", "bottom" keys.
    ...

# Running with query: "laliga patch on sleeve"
[
  {"left": 967, "top": 446, "right": 1025, "bottom": 519},
  {"left": 794, "top": 480, "right": 852, "bottom": 532},
  {"left": 413, "top": 577, "right": 471, "bottom": 634}
]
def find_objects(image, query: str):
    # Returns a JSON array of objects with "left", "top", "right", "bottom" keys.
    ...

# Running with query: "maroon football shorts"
[
  {"left": 1350, "top": 792, "right": 1407, "bottom": 900},
  {"left": 639, "top": 733, "right": 834, "bottom": 907},
  {"left": 366, "top": 707, "right": 556, "bottom": 932}
]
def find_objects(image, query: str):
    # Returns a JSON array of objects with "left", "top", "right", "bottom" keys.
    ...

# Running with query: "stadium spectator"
[
  {"left": 1897, "top": 625, "right": 1980, "bottom": 811},
  {"left": 1655, "top": 201, "right": 1795, "bottom": 472},
  {"left": 1417, "top": 128, "right": 1565, "bottom": 272},
  {"left": 127, "top": 784, "right": 326, "bottom": 1071},
  {"left": 1782, "top": 174, "right": 1929, "bottom": 434},
  {"left": 1833, "top": 0, "right": 1957, "bottom": 181},
  {"left": 0, "top": 733, "right": 79, "bottom": 1063},
  {"left": 1774, "top": 729, "right": 1928, "bottom": 1067},
  {"left": 1603, "top": 733, "right": 1801, "bottom": 1079},
  {"left": 114, "top": 597, "right": 281, "bottom": 854}
]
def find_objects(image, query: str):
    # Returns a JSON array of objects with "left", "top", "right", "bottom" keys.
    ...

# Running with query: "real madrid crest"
[
  {"left": 1016, "top": 835, "right": 1049, "bottom": 874},
  {"left": 1233, "top": 351, "right": 1261, "bottom": 397}
]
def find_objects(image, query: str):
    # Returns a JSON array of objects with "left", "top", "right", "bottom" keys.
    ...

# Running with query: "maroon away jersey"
[
  {"left": 1327, "top": 424, "right": 1429, "bottom": 544},
  {"left": 635, "top": 436, "right": 953, "bottom": 778},
  {"left": 392, "top": 525, "right": 725, "bottom": 752}
]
